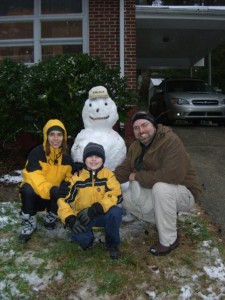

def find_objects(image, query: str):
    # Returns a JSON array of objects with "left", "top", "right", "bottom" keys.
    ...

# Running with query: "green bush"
[
  {"left": 0, "top": 59, "right": 28, "bottom": 144},
  {"left": 0, "top": 54, "right": 137, "bottom": 145}
]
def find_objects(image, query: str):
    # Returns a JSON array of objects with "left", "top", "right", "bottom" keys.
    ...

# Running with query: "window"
[
  {"left": 41, "top": 0, "right": 82, "bottom": 14},
  {"left": 42, "top": 45, "right": 82, "bottom": 61},
  {"left": 0, "top": 0, "right": 33, "bottom": 16},
  {"left": 0, "top": 23, "right": 33, "bottom": 39},
  {"left": 41, "top": 21, "right": 82, "bottom": 38},
  {"left": 0, "top": 46, "right": 33, "bottom": 63},
  {"left": 0, "top": 0, "right": 87, "bottom": 63}
]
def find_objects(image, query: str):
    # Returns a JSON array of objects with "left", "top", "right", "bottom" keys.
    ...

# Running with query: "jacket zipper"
[{"left": 92, "top": 170, "right": 96, "bottom": 202}]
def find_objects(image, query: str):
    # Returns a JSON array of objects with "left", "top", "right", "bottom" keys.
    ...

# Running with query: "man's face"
[{"left": 133, "top": 119, "right": 156, "bottom": 145}]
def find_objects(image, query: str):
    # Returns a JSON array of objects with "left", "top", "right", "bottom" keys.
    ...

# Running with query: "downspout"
[
  {"left": 34, "top": 0, "right": 41, "bottom": 63},
  {"left": 208, "top": 52, "right": 212, "bottom": 86},
  {"left": 120, "top": 0, "right": 125, "bottom": 77}
]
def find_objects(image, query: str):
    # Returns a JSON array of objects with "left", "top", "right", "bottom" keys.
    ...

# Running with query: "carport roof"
[{"left": 136, "top": 6, "right": 225, "bottom": 69}]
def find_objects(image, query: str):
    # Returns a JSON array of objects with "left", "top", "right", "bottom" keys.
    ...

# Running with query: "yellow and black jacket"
[
  {"left": 58, "top": 166, "right": 123, "bottom": 224},
  {"left": 21, "top": 119, "right": 73, "bottom": 200}
]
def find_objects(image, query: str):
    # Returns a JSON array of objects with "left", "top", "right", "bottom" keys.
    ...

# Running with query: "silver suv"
[{"left": 149, "top": 78, "right": 225, "bottom": 125}]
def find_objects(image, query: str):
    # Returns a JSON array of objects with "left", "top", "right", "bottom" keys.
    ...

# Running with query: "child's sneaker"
[
  {"left": 108, "top": 245, "right": 121, "bottom": 259},
  {"left": 44, "top": 211, "right": 57, "bottom": 230}
]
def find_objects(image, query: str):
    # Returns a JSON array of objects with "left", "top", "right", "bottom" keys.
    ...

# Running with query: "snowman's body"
[{"left": 71, "top": 88, "right": 127, "bottom": 171}]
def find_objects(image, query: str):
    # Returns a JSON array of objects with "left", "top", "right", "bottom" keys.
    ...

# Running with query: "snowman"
[{"left": 71, "top": 86, "right": 127, "bottom": 171}]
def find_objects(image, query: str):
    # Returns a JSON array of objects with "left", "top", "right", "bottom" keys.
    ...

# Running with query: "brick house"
[
  {"left": 89, "top": 0, "right": 136, "bottom": 90},
  {"left": 0, "top": 0, "right": 137, "bottom": 90}
]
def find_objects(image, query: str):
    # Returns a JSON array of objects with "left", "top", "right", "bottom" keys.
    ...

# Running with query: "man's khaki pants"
[{"left": 122, "top": 181, "right": 195, "bottom": 246}]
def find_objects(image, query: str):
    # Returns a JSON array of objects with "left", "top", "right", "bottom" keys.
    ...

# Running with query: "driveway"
[{"left": 172, "top": 124, "right": 225, "bottom": 236}]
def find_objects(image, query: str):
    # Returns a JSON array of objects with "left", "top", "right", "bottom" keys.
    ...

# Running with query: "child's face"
[{"left": 85, "top": 155, "right": 103, "bottom": 171}]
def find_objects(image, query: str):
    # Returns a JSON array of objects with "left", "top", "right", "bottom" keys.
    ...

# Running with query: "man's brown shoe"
[{"left": 149, "top": 237, "right": 179, "bottom": 256}]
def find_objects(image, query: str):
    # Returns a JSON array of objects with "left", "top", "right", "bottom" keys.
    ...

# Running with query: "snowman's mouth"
[{"left": 90, "top": 116, "right": 109, "bottom": 120}]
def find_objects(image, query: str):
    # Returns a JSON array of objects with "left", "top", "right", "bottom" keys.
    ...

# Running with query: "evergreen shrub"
[{"left": 0, "top": 54, "right": 137, "bottom": 146}]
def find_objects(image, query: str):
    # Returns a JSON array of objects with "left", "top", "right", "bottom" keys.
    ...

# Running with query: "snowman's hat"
[{"left": 89, "top": 86, "right": 109, "bottom": 99}]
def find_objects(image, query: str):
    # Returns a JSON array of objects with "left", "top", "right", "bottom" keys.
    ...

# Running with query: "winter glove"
[
  {"left": 50, "top": 181, "right": 70, "bottom": 200},
  {"left": 73, "top": 162, "right": 85, "bottom": 175},
  {"left": 65, "top": 215, "right": 88, "bottom": 234},
  {"left": 77, "top": 202, "right": 104, "bottom": 226}
]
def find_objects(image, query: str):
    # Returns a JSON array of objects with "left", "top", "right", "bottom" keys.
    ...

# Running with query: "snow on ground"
[
  {"left": 1, "top": 173, "right": 225, "bottom": 299},
  {"left": 1, "top": 200, "right": 225, "bottom": 299},
  {"left": 0, "top": 170, "right": 22, "bottom": 184}
]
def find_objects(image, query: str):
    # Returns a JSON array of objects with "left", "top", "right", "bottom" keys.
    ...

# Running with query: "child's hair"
[{"left": 83, "top": 142, "right": 105, "bottom": 163}]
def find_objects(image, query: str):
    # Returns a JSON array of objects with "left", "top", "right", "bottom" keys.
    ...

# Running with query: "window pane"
[
  {"left": 42, "top": 45, "right": 82, "bottom": 60},
  {"left": 41, "top": 0, "right": 82, "bottom": 14},
  {"left": 0, "top": 23, "right": 33, "bottom": 40},
  {"left": 41, "top": 21, "right": 82, "bottom": 38},
  {"left": 0, "top": 0, "right": 33, "bottom": 16},
  {"left": 0, "top": 46, "right": 34, "bottom": 63}
]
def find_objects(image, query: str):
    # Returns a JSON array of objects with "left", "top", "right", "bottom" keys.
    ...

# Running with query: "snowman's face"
[{"left": 82, "top": 97, "right": 119, "bottom": 129}]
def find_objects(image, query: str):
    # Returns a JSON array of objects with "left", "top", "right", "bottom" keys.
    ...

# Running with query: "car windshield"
[
  {"left": 205, "top": 83, "right": 217, "bottom": 93},
  {"left": 166, "top": 80, "right": 207, "bottom": 93}
]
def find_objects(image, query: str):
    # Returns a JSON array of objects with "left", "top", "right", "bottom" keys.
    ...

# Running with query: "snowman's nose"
[{"left": 96, "top": 108, "right": 99, "bottom": 112}]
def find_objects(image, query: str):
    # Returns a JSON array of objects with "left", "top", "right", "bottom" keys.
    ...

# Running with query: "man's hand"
[
  {"left": 129, "top": 173, "right": 136, "bottom": 181},
  {"left": 50, "top": 181, "right": 70, "bottom": 200}
]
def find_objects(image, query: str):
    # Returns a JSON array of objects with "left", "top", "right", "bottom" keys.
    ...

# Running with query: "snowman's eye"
[
  {"left": 89, "top": 103, "right": 92, "bottom": 107},
  {"left": 104, "top": 102, "right": 108, "bottom": 106}
]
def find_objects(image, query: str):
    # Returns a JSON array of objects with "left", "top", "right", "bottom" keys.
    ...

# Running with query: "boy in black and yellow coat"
[{"left": 58, "top": 142, "right": 123, "bottom": 259}]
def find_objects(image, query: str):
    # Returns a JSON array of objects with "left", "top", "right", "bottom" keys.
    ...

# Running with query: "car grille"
[
  {"left": 192, "top": 100, "right": 219, "bottom": 105},
  {"left": 189, "top": 112, "right": 223, "bottom": 116}
]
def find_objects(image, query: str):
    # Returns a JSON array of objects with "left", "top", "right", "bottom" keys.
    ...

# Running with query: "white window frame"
[{"left": 0, "top": 0, "right": 89, "bottom": 64}]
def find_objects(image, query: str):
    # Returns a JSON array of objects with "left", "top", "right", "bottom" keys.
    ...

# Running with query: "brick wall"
[{"left": 89, "top": 0, "right": 136, "bottom": 90}]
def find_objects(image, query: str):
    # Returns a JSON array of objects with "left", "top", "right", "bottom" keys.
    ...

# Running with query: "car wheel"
[
  {"left": 149, "top": 101, "right": 158, "bottom": 116},
  {"left": 192, "top": 120, "right": 200, "bottom": 126},
  {"left": 157, "top": 105, "right": 173, "bottom": 126},
  {"left": 217, "top": 121, "right": 225, "bottom": 127}
]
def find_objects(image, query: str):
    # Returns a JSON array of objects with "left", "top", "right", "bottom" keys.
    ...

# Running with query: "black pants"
[{"left": 20, "top": 183, "right": 58, "bottom": 216}]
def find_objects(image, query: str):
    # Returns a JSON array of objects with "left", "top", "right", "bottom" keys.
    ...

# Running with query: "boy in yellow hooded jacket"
[
  {"left": 19, "top": 119, "right": 73, "bottom": 243},
  {"left": 58, "top": 142, "right": 123, "bottom": 259}
]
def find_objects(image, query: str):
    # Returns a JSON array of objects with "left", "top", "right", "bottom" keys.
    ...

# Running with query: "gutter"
[{"left": 120, "top": 0, "right": 125, "bottom": 77}]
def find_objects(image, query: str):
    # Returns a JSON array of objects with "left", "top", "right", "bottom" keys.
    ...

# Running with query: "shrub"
[
  {"left": 0, "top": 54, "right": 137, "bottom": 146},
  {"left": 0, "top": 59, "right": 28, "bottom": 145}
]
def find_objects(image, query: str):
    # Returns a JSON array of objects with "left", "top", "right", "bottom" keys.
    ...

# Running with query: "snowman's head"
[{"left": 82, "top": 86, "right": 119, "bottom": 129}]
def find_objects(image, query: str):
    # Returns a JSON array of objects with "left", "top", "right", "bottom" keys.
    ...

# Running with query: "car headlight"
[{"left": 170, "top": 98, "right": 189, "bottom": 105}]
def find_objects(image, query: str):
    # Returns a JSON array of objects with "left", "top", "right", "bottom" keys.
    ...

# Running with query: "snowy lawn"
[{"left": 1, "top": 173, "right": 225, "bottom": 299}]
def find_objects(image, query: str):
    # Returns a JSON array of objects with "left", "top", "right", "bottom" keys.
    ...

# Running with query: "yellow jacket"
[
  {"left": 58, "top": 167, "right": 123, "bottom": 224},
  {"left": 21, "top": 119, "right": 73, "bottom": 199}
]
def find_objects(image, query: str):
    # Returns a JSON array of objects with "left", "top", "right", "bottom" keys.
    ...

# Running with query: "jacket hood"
[
  {"left": 156, "top": 123, "right": 173, "bottom": 137},
  {"left": 151, "top": 124, "right": 173, "bottom": 147},
  {"left": 43, "top": 119, "right": 67, "bottom": 150}
]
